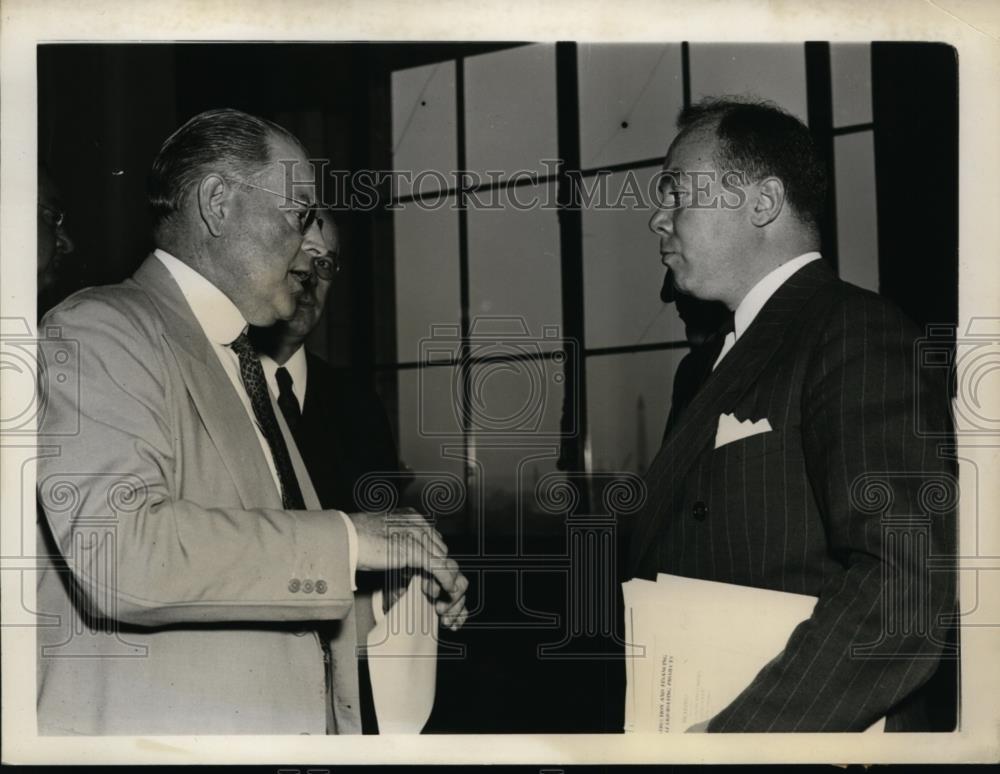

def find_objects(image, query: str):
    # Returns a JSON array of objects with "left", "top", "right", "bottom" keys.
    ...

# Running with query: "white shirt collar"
[
  {"left": 733, "top": 252, "right": 822, "bottom": 339},
  {"left": 154, "top": 248, "right": 247, "bottom": 346},
  {"left": 260, "top": 346, "right": 308, "bottom": 407}
]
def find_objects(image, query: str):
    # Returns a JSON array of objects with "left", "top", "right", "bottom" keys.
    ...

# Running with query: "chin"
[{"left": 271, "top": 298, "right": 299, "bottom": 322}]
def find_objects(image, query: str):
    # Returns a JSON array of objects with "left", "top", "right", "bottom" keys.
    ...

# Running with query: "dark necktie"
[
  {"left": 662, "top": 312, "right": 735, "bottom": 441},
  {"left": 229, "top": 331, "right": 306, "bottom": 509},
  {"left": 702, "top": 311, "right": 736, "bottom": 378},
  {"left": 275, "top": 366, "right": 301, "bottom": 434}
]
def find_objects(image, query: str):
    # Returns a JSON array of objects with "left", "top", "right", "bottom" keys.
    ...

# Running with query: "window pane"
[
  {"left": 586, "top": 348, "right": 687, "bottom": 476},
  {"left": 467, "top": 354, "right": 565, "bottom": 548},
  {"left": 834, "top": 131, "right": 879, "bottom": 293},
  {"left": 582, "top": 166, "right": 687, "bottom": 350},
  {"left": 577, "top": 43, "right": 684, "bottom": 169},
  {"left": 689, "top": 43, "right": 808, "bottom": 124},
  {"left": 396, "top": 364, "right": 466, "bottom": 485},
  {"left": 392, "top": 61, "right": 457, "bottom": 198},
  {"left": 467, "top": 181, "right": 562, "bottom": 337},
  {"left": 464, "top": 45, "right": 558, "bottom": 178},
  {"left": 392, "top": 196, "right": 461, "bottom": 363},
  {"left": 830, "top": 44, "right": 872, "bottom": 127}
]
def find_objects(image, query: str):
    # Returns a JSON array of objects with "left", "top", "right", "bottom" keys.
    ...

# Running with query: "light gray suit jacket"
[{"left": 36, "top": 255, "right": 366, "bottom": 735}]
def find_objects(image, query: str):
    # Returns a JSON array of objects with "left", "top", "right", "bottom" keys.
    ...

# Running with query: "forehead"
[
  {"left": 320, "top": 216, "right": 340, "bottom": 247},
  {"left": 662, "top": 127, "right": 720, "bottom": 173},
  {"left": 262, "top": 133, "right": 315, "bottom": 195}
]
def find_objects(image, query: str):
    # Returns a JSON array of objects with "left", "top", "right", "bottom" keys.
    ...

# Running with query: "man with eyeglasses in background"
[
  {"left": 252, "top": 210, "right": 412, "bottom": 733},
  {"left": 253, "top": 209, "right": 401, "bottom": 524},
  {"left": 36, "top": 108, "right": 468, "bottom": 736}
]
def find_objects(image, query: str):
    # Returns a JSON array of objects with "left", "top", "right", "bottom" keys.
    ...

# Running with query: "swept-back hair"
[
  {"left": 147, "top": 107, "right": 300, "bottom": 231},
  {"left": 677, "top": 96, "right": 828, "bottom": 229}
]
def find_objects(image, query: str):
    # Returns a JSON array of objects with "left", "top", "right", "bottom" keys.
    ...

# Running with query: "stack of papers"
[{"left": 622, "top": 573, "right": 885, "bottom": 733}]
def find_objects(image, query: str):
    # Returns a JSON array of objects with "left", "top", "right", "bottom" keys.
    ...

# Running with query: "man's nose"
[{"left": 649, "top": 207, "right": 672, "bottom": 235}]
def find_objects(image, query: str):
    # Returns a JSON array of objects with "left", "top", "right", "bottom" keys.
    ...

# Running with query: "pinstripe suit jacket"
[{"left": 626, "top": 258, "right": 957, "bottom": 732}]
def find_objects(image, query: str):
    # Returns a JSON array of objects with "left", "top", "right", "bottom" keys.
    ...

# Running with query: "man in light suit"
[
  {"left": 627, "top": 97, "right": 957, "bottom": 731},
  {"left": 36, "top": 108, "right": 468, "bottom": 735}
]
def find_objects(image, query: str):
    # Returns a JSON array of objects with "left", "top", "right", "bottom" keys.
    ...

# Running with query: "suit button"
[
  {"left": 315, "top": 580, "right": 328, "bottom": 594},
  {"left": 302, "top": 579, "right": 314, "bottom": 593},
  {"left": 288, "top": 578, "right": 301, "bottom": 593},
  {"left": 692, "top": 501, "right": 708, "bottom": 521}
]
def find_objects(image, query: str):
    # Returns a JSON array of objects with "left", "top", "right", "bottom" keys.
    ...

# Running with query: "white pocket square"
[{"left": 714, "top": 412, "right": 773, "bottom": 449}]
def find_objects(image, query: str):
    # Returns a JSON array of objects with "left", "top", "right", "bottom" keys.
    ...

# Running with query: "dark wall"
[{"left": 872, "top": 42, "right": 959, "bottom": 332}]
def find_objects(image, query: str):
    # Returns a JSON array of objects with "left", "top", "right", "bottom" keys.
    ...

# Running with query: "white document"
[
  {"left": 623, "top": 573, "right": 885, "bottom": 733},
  {"left": 367, "top": 574, "right": 439, "bottom": 733}
]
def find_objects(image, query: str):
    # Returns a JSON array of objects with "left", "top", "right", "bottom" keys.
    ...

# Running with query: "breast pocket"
[{"left": 710, "top": 429, "right": 784, "bottom": 464}]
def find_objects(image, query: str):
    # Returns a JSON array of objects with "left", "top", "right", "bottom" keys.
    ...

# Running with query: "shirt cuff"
[{"left": 336, "top": 510, "right": 359, "bottom": 592}]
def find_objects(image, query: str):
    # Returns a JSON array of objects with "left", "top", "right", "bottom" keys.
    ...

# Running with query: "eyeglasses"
[
  {"left": 313, "top": 253, "right": 341, "bottom": 281},
  {"left": 38, "top": 203, "right": 66, "bottom": 229},
  {"left": 311, "top": 252, "right": 341, "bottom": 281},
  {"left": 227, "top": 177, "right": 319, "bottom": 236}
]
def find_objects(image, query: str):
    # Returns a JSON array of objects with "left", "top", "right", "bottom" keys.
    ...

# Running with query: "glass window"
[
  {"left": 577, "top": 43, "right": 684, "bottom": 169},
  {"left": 396, "top": 365, "right": 467, "bottom": 480},
  {"left": 464, "top": 45, "right": 558, "bottom": 178},
  {"left": 582, "top": 166, "right": 686, "bottom": 350},
  {"left": 830, "top": 44, "right": 872, "bottom": 127},
  {"left": 586, "top": 348, "right": 687, "bottom": 476},
  {"left": 689, "top": 43, "right": 808, "bottom": 124},
  {"left": 392, "top": 61, "right": 457, "bottom": 198},
  {"left": 392, "top": 196, "right": 462, "bottom": 363},
  {"left": 834, "top": 131, "right": 879, "bottom": 293},
  {"left": 466, "top": 181, "right": 562, "bottom": 338}
]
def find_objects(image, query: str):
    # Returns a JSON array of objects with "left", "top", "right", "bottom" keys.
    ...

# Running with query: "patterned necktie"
[
  {"left": 229, "top": 331, "right": 306, "bottom": 509},
  {"left": 275, "top": 366, "right": 301, "bottom": 434}
]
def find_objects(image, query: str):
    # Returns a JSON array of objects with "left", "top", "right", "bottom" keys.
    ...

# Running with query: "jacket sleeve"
[
  {"left": 37, "top": 294, "right": 355, "bottom": 628},
  {"left": 709, "top": 291, "right": 957, "bottom": 731}
]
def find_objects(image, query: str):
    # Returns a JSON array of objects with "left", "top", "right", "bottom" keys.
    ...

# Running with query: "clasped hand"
[{"left": 349, "top": 509, "right": 469, "bottom": 630}]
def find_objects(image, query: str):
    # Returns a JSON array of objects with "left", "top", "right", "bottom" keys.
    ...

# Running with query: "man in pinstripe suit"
[{"left": 628, "top": 97, "right": 957, "bottom": 732}]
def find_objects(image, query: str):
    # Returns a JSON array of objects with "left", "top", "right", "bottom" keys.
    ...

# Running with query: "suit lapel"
[
  {"left": 133, "top": 256, "right": 282, "bottom": 511},
  {"left": 628, "top": 259, "right": 838, "bottom": 573}
]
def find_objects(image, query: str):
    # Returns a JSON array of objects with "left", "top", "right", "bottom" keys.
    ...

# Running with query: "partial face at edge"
[{"left": 38, "top": 168, "right": 75, "bottom": 293}]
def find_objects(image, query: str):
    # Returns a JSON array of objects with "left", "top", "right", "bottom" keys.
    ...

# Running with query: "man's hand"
[
  {"left": 349, "top": 510, "right": 469, "bottom": 630},
  {"left": 685, "top": 719, "right": 711, "bottom": 732}
]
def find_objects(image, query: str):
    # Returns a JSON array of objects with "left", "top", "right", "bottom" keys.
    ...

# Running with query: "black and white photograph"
[{"left": 2, "top": 0, "right": 998, "bottom": 767}]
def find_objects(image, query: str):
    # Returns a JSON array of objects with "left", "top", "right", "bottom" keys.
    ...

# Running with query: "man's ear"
[
  {"left": 197, "top": 174, "right": 229, "bottom": 237},
  {"left": 750, "top": 176, "right": 785, "bottom": 227}
]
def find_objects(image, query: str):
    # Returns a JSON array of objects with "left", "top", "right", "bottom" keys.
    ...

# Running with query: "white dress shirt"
[
  {"left": 260, "top": 346, "right": 308, "bottom": 409},
  {"left": 154, "top": 249, "right": 357, "bottom": 585},
  {"left": 713, "top": 251, "right": 822, "bottom": 370}
]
